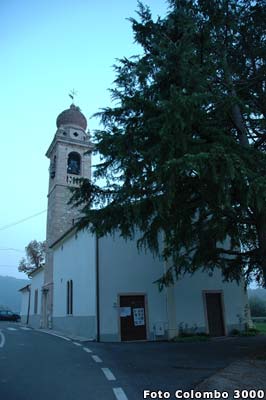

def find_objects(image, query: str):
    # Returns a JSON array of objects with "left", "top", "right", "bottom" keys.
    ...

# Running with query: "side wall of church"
[
  {"left": 53, "top": 229, "right": 96, "bottom": 339},
  {"left": 28, "top": 269, "right": 44, "bottom": 329},
  {"left": 20, "top": 288, "right": 30, "bottom": 324}
]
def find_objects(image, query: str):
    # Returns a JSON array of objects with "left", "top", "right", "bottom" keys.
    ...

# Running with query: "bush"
[
  {"left": 239, "top": 328, "right": 260, "bottom": 336},
  {"left": 230, "top": 328, "right": 240, "bottom": 336},
  {"left": 172, "top": 334, "right": 210, "bottom": 342}
]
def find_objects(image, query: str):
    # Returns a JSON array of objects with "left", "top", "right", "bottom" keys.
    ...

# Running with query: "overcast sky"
[{"left": 0, "top": 0, "right": 168, "bottom": 280}]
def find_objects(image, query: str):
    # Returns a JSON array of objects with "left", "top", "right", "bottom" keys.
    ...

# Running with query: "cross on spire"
[{"left": 69, "top": 89, "right": 78, "bottom": 104}]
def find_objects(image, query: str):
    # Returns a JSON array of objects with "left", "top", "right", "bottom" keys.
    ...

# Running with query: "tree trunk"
[
  {"left": 231, "top": 101, "right": 249, "bottom": 147},
  {"left": 256, "top": 214, "right": 266, "bottom": 285},
  {"left": 222, "top": 54, "right": 249, "bottom": 146}
]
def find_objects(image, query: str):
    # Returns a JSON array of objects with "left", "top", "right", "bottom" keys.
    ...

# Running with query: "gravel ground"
[{"left": 195, "top": 358, "right": 266, "bottom": 400}]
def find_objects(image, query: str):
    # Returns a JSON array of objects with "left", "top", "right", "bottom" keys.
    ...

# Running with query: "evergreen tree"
[{"left": 71, "top": 0, "right": 266, "bottom": 287}]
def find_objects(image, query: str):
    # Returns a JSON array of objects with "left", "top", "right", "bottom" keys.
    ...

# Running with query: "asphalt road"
[
  {"left": 1, "top": 321, "right": 266, "bottom": 400},
  {"left": 0, "top": 321, "right": 118, "bottom": 400}
]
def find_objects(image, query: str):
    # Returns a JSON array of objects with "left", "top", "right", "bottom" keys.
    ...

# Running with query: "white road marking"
[
  {"left": 0, "top": 331, "right": 5, "bottom": 348},
  {"left": 91, "top": 355, "right": 102, "bottom": 363},
  {"left": 83, "top": 347, "right": 92, "bottom": 353},
  {"left": 101, "top": 367, "right": 116, "bottom": 381},
  {"left": 7, "top": 327, "right": 17, "bottom": 331},
  {"left": 73, "top": 342, "right": 82, "bottom": 346},
  {"left": 20, "top": 327, "right": 31, "bottom": 331},
  {"left": 113, "top": 387, "right": 128, "bottom": 400}
]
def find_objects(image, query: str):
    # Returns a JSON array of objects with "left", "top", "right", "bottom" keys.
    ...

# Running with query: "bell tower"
[{"left": 42, "top": 103, "right": 93, "bottom": 328}]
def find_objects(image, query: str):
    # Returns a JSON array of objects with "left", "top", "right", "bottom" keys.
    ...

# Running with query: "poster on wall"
[
  {"left": 120, "top": 307, "right": 131, "bottom": 317},
  {"left": 133, "top": 308, "right": 145, "bottom": 326}
]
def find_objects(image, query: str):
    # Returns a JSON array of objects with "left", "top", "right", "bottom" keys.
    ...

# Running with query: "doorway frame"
[
  {"left": 202, "top": 290, "right": 227, "bottom": 336},
  {"left": 117, "top": 292, "right": 149, "bottom": 342}
]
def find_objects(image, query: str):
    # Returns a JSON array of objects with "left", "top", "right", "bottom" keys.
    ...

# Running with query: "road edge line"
[{"left": 35, "top": 329, "right": 71, "bottom": 341}]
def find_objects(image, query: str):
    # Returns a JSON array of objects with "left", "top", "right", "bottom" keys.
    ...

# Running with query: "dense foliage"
[
  {"left": 18, "top": 240, "right": 46, "bottom": 276},
  {"left": 71, "top": 0, "right": 266, "bottom": 287}
]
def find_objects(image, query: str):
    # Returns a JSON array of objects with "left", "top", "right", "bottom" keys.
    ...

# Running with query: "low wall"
[{"left": 52, "top": 316, "right": 96, "bottom": 339}]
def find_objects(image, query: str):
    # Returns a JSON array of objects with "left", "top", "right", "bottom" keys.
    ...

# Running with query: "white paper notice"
[
  {"left": 133, "top": 308, "right": 145, "bottom": 326},
  {"left": 120, "top": 307, "right": 131, "bottom": 317}
]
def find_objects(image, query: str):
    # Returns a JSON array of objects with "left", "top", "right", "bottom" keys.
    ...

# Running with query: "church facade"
[
  {"left": 21, "top": 104, "right": 251, "bottom": 340},
  {"left": 51, "top": 228, "right": 249, "bottom": 341}
]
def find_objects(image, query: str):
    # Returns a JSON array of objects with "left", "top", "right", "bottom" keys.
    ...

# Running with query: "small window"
[
  {"left": 34, "top": 289, "right": 38, "bottom": 314},
  {"left": 73, "top": 132, "right": 79, "bottom": 137},
  {"left": 66, "top": 280, "right": 73, "bottom": 315},
  {"left": 67, "top": 152, "right": 81, "bottom": 175}
]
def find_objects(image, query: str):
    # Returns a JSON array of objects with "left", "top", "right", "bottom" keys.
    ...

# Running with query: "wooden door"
[
  {"left": 120, "top": 295, "right": 147, "bottom": 341},
  {"left": 205, "top": 293, "right": 225, "bottom": 336}
]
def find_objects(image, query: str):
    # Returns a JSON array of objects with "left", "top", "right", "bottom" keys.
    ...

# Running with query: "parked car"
[{"left": 0, "top": 310, "right": 21, "bottom": 322}]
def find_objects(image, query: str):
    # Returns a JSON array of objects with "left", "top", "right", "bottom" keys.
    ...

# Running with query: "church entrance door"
[{"left": 119, "top": 295, "right": 147, "bottom": 341}]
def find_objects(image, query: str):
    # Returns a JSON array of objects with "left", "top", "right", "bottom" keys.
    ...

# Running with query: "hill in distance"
[{"left": 0, "top": 275, "right": 30, "bottom": 313}]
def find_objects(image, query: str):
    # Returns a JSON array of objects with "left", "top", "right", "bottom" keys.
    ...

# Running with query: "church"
[{"left": 20, "top": 103, "right": 250, "bottom": 341}]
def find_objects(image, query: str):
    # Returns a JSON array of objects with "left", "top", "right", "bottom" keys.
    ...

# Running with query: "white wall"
[
  {"left": 172, "top": 269, "right": 247, "bottom": 332},
  {"left": 99, "top": 233, "right": 247, "bottom": 340},
  {"left": 53, "top": 229, "right": 96, "bottom": 318},
  {"left": 99, "top": 234, "right": 168, "bottom": 340},
  {"left": 29, "top": 269, "right": 44, "bottom": 316},
  {"left": 20, "top": 288, "right": 30, "bottom": 317},
  {"left": 51, "top": 228, "right": 247, "bottom": 341}
]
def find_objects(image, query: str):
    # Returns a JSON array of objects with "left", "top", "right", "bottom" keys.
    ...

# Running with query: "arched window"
[
  {"left": 34, "top": 289, "right": 38, "bottom": 314},
  {"left": 67, "top": 152, "right": 81, "bottom": 175}
]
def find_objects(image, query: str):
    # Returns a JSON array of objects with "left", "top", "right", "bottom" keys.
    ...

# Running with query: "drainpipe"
[
  {"left": 95, "top": 235, "right": 100, "bottom": 342},
  {"left": 26, "top": 286, "right": 31, "bottom": 325}
]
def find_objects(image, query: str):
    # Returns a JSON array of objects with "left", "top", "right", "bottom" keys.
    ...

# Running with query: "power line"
[
  {"left": 0, "top": 248, "right": 24, "bottom": 253},
  {"left": 0, "top": 210, "right": 47, "bottom": 232}
]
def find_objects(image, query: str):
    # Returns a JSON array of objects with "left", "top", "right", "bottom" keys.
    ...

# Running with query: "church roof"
[{"left": 56, "top": 104, "right": 87, "bottom": 130}]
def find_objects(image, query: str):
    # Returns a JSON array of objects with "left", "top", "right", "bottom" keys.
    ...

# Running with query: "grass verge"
[{"left": 254, "top": 322, "right": 266, "bottom": 334}]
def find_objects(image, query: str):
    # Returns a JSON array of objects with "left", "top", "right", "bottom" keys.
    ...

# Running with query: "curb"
[{"left": 35, "top": 328, "right": 94, "bottom": 343}]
